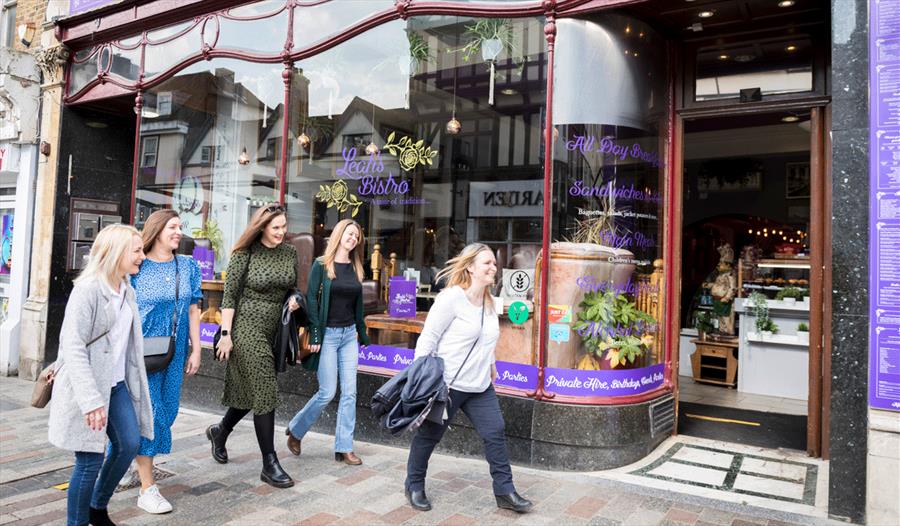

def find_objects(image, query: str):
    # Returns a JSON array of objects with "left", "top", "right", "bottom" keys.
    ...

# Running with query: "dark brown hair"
[
  {"left": 141, "top": 209, "right": 180, "bottom": 254},
  {"left": 231, "top": 205, "right": 286, "bottom": 255}
]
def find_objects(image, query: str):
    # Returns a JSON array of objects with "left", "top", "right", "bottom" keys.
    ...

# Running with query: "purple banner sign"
[
  {"left": 494, "top": 361, "right": 538, "bottom": 390},
  {"left": 543, "top": 363, "right": 665, "bottom": 397},
  {"left": 358, "top": 344, "right": 414, "bottom": 370},
  {"left": 192, "top": 246, "right": 215, "bottom": 281},
  {"left": 70, "top": 0, "right": 120, "bottom": 15},
  {"left": 388, "top": 277, "right": 416, "bottom": 318},
  {"left": 869, "top": 0, "right": 900, "bottom": 411},
  {"left": 200, "top": 323, "right": 219, "bottom": 347}
]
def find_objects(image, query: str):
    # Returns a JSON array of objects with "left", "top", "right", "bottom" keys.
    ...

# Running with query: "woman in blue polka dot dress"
[{"left": 131, "top": 209, "right": 203, "bottom": 515}]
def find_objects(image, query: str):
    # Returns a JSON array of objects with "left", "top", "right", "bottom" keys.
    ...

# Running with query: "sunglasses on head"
[{"left": 265, "top": 205, "right": 285, "bottom": 213}]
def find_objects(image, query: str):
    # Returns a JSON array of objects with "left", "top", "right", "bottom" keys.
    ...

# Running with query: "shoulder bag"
[
  {"left": 213, "top": 248, "right": 252, "bottom": 355},
  {"left": 144, "top": 256, "right": 179, "bottom": 374},
  {"left": 31, "top": 330, "right": 111, "bottom": 408}
]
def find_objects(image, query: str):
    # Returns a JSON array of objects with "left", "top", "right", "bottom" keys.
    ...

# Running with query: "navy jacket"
[{"left": 372, "top": 354, "right": 449, "bottom": 435}]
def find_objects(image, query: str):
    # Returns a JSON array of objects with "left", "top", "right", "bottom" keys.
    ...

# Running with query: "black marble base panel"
[{"left": 182, "top": 358, "right": 671, "bottom": 471}]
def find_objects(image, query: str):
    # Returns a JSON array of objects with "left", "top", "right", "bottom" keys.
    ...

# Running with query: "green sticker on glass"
[{"left": 508, "top": 301, "right": 529, "bottom": 325}]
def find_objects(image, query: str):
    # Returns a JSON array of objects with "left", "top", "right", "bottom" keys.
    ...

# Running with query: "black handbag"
[
  {"left": 144, "top": 257, "right": 179, "bottom": 374},
  {"left": 273, "top": 290, "right": 307, "bottom": 373},
  {"left": 213, "top": 248, "right": 252, "bottom": 356}
]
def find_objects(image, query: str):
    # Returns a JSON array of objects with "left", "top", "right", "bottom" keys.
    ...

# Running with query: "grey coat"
[{"left": 47, "top": 277, "right": 154, "bottom": 453}]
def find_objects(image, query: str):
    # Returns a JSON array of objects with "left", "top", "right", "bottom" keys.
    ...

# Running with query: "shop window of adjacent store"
[
  {"left": 545, "top": 13, "right": 670, "bottom": 400},
  {"left": 283, "top": 15, "right": 547, "bottom": 378}
]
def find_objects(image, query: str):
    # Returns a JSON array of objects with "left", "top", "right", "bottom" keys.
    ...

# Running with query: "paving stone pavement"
[{"left": 0, "top": 377, "right": 847, "bottom": 526}]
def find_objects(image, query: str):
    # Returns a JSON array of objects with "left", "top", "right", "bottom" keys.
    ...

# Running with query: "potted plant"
[
  {"left": 797, "top": 322, "right": 809, "bottom": 344},
  {"left": 453, "top": 18, "right": 522, "bottom": 104},
  {"left": 775, "top": 286, "right": 804, "bottom": 305},
  {"left": 749, "top": 291, "right": 778, "bottom": 338},
  {"left": 694, "top": 310, "right": 715, "bottom": 341},
  {"left": 404, "top": 30, "right": 434, "bottom": 76},
  {"left": 192, "top": 218, "right": 224, "bottom": 265},
  {"left": 573, "top": 289, "right": 656, "bottom": 370}
]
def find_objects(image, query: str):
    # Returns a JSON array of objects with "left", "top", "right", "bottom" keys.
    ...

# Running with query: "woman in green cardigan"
[{"left": 286, "top": 219, "right": 370, "bottom": 465}]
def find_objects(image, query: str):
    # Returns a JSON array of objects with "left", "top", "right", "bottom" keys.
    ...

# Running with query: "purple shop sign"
[
  {"left": 192, "top": 246, "right": 215, "bottom": 281},
  {"left": 869, "top": 0, "right": 900, "bottom": 411},
  {"left": 543, "top": 363, "right": 665, "bottom": 397},
  {"left": 494, "top": 361, "right": 538, "bottom": 390},
  {"left": 200, "top": 323, "right": 219, "bottom": 347},
  {"left": 358, "top": 344, "right": 414, "bottom": 371},
  {"left": 70, "top": 0, "right": 121, "bottom": 15},
  {"left": 388, "top": 277, "right": 417, "bottom": 318}
]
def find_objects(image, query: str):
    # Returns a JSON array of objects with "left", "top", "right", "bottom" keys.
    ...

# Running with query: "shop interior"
[{"left": 677, "top": 112, "right": 813, "bottom": 450}]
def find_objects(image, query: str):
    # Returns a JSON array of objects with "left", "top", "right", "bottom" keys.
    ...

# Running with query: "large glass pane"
[
  {"left": 547, "top": 13, "right": 669, "bottom": 398},
  {"left": 292, "top": 0, "right": 395, "bottom": 49},
  {"left": 144, "top": 22, "right": 203, "bottom": 80},
  {"left": 218, "top": 4, "right": 290, "bottom": 54},
  {"left": 696, "top": 37, "right": 813, "bottom": 101},
  {"left": 284, "top": 15, "right": 547, "bottom": 379},
  {"left": 135, "top": 59, "right": 284, "bottom": 279}
]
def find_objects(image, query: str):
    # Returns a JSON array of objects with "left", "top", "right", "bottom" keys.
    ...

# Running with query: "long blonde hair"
[
  {"left": 322, "top": 219, "right": 365, "bottom": 281},
  {"left": 231, "top": 205, "right": 286, "bottom": 255},
  {"left": 434, "top": 243, "right": 496, "bottom": 313},
  {"left": 74, "top": 224, "right": 141, "bottom": 289}
]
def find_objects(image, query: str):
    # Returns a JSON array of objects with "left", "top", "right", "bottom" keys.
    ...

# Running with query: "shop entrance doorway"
[{"left": 672, "top": 109, "right": 828, "bottom": 455}]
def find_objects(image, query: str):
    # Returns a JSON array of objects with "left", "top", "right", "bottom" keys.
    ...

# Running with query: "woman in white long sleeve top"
[{"left": 404, "top": 243, "right": 533, "bottom": 514}]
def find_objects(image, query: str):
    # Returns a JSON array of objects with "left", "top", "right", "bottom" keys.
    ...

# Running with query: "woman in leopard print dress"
[{"left": 204, "top": 205, "right": 300, "bottom": 489}]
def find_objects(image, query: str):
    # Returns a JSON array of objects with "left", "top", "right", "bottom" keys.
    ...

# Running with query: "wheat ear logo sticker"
[
  {"left": 384, "top": 132, "right": 437, "bottom": 172},
  {"left": 315, "top": 180, "right": 363, "bottom": 217}
]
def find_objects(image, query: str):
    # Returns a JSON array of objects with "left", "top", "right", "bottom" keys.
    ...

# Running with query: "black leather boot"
[
  {"left": 405, "top": 489, "right": 432, "bottom": 511},
  {"left": 89, "top": 506, "right": 116, "bottom": 525},
  {"left": 495, "top": 491, "right": 533, "bottom": 513},
  {"left": 261, "top": 453, "right": 294, "bottom": 488},
  {"left": 205, "top": 424, "right": 231, "bottom": 464}
]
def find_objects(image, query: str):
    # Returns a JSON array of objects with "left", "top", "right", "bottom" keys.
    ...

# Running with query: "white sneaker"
[{"left": 137, "top": 484, "right": 173, "bottom": 514}]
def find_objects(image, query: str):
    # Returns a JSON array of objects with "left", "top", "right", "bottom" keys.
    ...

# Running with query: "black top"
[{"left": 326, "top": 262, "right": 361, "bottom": 327}]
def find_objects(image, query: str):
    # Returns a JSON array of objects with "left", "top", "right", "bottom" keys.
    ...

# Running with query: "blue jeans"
[
  {"left": 67, "top": 381, "right": 140, "bottom": 526},
  {"left": 288, "top": 326, "right": 358, "bottom": 452}
]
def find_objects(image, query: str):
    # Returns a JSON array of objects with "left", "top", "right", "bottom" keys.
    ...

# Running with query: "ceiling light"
[
  {"left": 85, "top": 121, "right": 108, "bottom": 129},
  {"left": 782, "top": 115, "right": 800, "bottom": 122},
  {"left": 297, "top": 133, "right": 310, "bottom": 148},
  {"left": 698, "top": 10, "right": 715, "bottom": 18},
  {"left": 500, "top": 88, "right": 518, "bottom": 95},
  {"left": 718, "top": 54, "right": 729, "bottom": 60},
  {"left": 688, "top": 22, "right": 704, "bottom": 32},
  {"left": 237, "top": 148, "right": 251, "bottom": 165},
  {"left": 734, "top": 54, "right": 755, "bottom": 62},
  {"left": 785, "top": 44, "right": 797, "bottom": 52},
  {"left": 446, "top": 117, "right": 461, "bottom": 135},
  {"left": 625, "top": 26, "right": 632, "bottom": 34},
  {"left": 778, "top": 0, "right": 795, "bottom": 7},
  {"left": 365, "top": 142, "right": 379, "bottom": 156}
]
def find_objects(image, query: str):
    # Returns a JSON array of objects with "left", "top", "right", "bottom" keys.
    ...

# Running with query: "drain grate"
[
  {"left": 650, "top": 395, "right": 675, "bottom": 438},
  {"left": 115, "top": 465, "right": 176, "bottom": 492}
]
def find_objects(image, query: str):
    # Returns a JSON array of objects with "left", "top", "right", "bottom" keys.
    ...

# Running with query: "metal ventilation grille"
[{"left": 650, "top": 395, "right": 675, "bottom": 438}]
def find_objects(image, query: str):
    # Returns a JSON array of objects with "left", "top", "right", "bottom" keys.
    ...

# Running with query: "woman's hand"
[
  {"left": 85, "top": 406, "right": 107, "bottom": 431},
  {"left": 287, "top": 296, "right": 300, "bottom": 312},
  {"left": 216, "top": 335, "right": 233, "bottom": 361},
  {"left": 185, "top": 350, "right": 201, "bottom": 375},
  {"left": 308, "top": 344, "right": 321, "bottom": 353},
  {"left": 491, "top": 364, "right": 498, "bottom": 383}
]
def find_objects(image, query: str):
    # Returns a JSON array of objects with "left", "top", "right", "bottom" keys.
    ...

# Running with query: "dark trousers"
[{"left": 405, "top": 385, "right": 515, "bottom": 496}]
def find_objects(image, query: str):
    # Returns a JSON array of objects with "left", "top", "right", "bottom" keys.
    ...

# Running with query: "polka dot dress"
[
  {"left": 221, "top": 241, "right": 297, "bottom": 414},
  {"left": 132, "top": 255, "right": 203, "bottom": 456}
]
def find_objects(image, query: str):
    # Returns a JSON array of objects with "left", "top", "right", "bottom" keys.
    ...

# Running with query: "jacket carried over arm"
[{"left": 305, "top": 258, "right": 370, "bottom": 347}]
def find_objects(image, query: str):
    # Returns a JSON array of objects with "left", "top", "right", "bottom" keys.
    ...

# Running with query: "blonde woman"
[
  {"left": 47, "top": 224, "right": 154, "bottom": 526},
  {"left": 286, "top": 219, "right": 370, "bottom": 465},
  {"left": 205, "top": 205, "right": 300, "bottom": 488},
  {"left": 404, "top": 243, "right": 532, "bottom": 514}
]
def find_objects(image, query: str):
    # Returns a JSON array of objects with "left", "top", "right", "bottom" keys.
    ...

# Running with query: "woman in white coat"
[{"left": 47, "top": 224, "right": 154, "bottom": 526}]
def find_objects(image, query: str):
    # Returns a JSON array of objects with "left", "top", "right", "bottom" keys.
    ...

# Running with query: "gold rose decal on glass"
[
  {"left": 384, "top": 132, "right": 437, "bottom": 172},
  {"left": 315, "top": 180, "right": 363, "bottom": 217}
]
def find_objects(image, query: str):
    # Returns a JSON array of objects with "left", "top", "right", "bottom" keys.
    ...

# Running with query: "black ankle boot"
[
  {"left": 89, "top": 506, "right": 116, "bottom": 525},
  {"left": 405, "top": 489, "right": 432, "bottom": 511},
  {"left": 496, "top": 491, "right": 533, "bottom": 513},
  {"left": 205, "top": 424, "right": 231, "bottom": 464},
  {"left": 261, "top": 453, "right": 294, "bottom": 488}
]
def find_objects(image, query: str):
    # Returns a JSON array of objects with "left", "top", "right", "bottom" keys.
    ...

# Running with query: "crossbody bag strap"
[{"left": 448, "top": 296, "right": 486, "bottom": 389}]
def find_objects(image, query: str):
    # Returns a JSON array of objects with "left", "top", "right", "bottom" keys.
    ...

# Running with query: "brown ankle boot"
[
  {"left": 285, "top": 429, "right": 301, "bottom": 456},
  {"left": 335, "top": 452, "right": 362, "bottom": 465}
]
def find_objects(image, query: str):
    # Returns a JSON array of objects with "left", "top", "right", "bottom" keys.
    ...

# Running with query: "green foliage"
[
  {"left": 748, "top": 291, "right": 772, "bottom": 333},
  {"left": 452, "top": 18, "right": 523, "bottom": 70},
  {"left": 694, "top": 311, "right": 715, "bottom": 335},
  {"left": 775, "top": 286, "right": 805, "bottom": 300},
  {"left": 798, "top": 322, "right": 809, "bottom": 332},
  {"left": 407, "top": 31, "right": 435, "bottom": 65},
  {"left": 192, "top": 219, "right": 223, "bottom": 259},
  {"left": 572, "top": 289, "right": 656, "bottom": 368}
]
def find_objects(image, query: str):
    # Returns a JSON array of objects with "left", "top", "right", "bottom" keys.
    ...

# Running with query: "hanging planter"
[
  {"left": 453, "top": 19, "right": 521, "bottom": 106},
  {"left": 404, "top": 31, "right": 435, "bottom": 109}
]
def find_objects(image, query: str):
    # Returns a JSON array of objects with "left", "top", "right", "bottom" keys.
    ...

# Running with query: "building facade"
[{"left": 14, "top": 0, "right": 895, "bottom": 523}]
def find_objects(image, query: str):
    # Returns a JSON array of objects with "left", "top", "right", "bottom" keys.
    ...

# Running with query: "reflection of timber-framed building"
[{"left": 14, "top": 0, "right": 893, "bottom": 523}]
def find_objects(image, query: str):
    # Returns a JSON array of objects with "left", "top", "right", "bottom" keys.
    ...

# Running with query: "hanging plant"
[{"left": 452, "top": 18, "right": 523, "bottom": 105}]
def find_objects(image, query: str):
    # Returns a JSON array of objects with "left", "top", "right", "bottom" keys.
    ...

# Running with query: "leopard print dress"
[{"left": 221, "top": 241, "right": 297, "bottom": 414}]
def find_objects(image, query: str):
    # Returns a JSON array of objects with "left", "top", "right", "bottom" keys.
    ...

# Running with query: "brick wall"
[{"left": 13, "top": 0, "right": 48, "bottom": 52}]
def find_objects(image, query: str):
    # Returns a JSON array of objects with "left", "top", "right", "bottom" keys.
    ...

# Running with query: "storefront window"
[
  {"left": 134, "top": 59, "right": 285, "bottom": 277},
  {"left": 544, "top": 14, "right": 669, "bottom": 399},
  {"left": 283, "top": 15, "right": 547, "bottom": 375}
]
